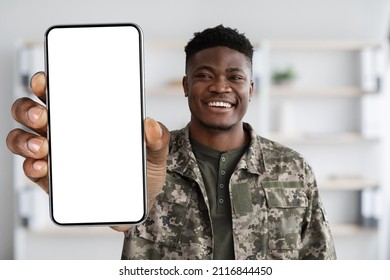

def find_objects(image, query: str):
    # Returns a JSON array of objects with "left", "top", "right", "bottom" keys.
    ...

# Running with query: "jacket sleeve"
[{"left": 299, "top": 161, "right": 337, "bottom": 259}]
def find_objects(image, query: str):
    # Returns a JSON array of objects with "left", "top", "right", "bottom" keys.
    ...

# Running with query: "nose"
[{"left": 209, "top": 76, "right": 232, "bottom": 93}]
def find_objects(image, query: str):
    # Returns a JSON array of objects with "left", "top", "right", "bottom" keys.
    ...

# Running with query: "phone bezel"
[{"left": 44, "top": 23, "right": 147, "bottom": 226}]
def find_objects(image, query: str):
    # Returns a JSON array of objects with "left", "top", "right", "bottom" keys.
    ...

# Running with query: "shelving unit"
[{"left": 256, "top": 39, "right": 386, "bottom": 259}]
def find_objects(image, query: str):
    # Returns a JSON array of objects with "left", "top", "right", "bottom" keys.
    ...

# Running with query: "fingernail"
[
  {"left": 145, "top": 117, "right": 162, "bottom": 138},
  {"left": 145, "top": 117, "right": 155, "bottom": 127},
  {"left": 27, "top": 107, "right": 42, "bottom": 123},
  {"left": 33, "top": 160, "right": 45, "bottom": 171},
  {"left": 27, "top": 138, "right": 43, "bottom": 153},
  {"left": 30, "top": 71, "right": 44, "bottom": 89},
  {"left": 145, "top": 117, "right": 153, "bottom": 125}
]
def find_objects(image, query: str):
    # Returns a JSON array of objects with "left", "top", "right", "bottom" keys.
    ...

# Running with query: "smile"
[{"left": 207, "top": 101, "right": 232, "bottom": 108}]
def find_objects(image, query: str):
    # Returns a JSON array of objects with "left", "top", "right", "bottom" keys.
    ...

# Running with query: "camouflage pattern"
[{"left": 121, "top": 123, "right": 336, "bottom": 260}]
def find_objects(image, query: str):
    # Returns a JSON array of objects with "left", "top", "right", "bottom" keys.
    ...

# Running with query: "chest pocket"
[
  {"left": 263, "top": 181, "right": 308, "bottom": 254},
  {"left": 135, "top": 174, "right": 193, "bottom": 248}
]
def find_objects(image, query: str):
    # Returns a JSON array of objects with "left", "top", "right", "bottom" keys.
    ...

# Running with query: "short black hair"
[{"left": 184, "top": 25, "right": 254, "bottom": 69}]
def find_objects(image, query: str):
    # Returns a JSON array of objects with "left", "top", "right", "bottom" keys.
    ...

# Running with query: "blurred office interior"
[{"left": 1, "top": 0, "right": 390, "bottom": 259}]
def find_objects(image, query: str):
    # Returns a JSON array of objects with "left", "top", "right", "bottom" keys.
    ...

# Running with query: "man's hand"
[
  {"left": 7, "top": 72, "right": 49, "bottom": 192},
  {"left": 6, "top": 72, "right": 170, "bottom": 232}
]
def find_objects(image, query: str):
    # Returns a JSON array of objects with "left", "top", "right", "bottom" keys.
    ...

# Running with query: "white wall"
[{"left": 1, "top": 0, "right": 389, "bottom": 259}]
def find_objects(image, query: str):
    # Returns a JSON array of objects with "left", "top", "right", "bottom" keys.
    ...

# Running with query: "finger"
[
  {"left": 30, "top": 71, "right": 47, "bottom": 103},
  {"left": 144, "top": 117, "right": 170, "bottom": 164},
  {"left": 145, "top": 117, "right": 170, "bottom": 150},
  {"left": 6, "top": 128, "right": 48, "bottom": 159},
  {"left": 11, "top": 97, "right": 47, "bottom": 136},
  {"left": 144, "top": 118, "right": 169, "bottom": 210},
  {"left": 23, "top": 158, "right": 49, "bottom": 193}
]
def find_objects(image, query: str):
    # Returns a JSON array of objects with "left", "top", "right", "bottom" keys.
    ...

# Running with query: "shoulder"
[
  {"left": 169, "top": 127, "right": 186, "bottom": 140},
  {"left": 245, "top": 122, "right": 305, "bottom": 164},
  {"left": 168, "top": 126, "right": 189, "bottom": 153},
  {"left": 257, "top": 135, "right": 304, "bottom": 162},
  {"left": 250, "top": 131, "right": 309, "bottom": 179}
]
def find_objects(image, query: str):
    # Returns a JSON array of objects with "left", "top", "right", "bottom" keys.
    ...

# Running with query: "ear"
[
  {"left": 182, "top": 76, "right": 189, "bottom": 97},
  {"left": 249, "top": 80, "right": 254, "bottom": 101}
]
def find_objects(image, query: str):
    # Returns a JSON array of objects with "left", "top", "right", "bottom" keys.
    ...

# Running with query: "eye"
[
  {"left": 195, "top": 72, "right": 212, "bottom": 79},
  {"left": 229, "top": 75, "right": 244, "bottom": 81}
]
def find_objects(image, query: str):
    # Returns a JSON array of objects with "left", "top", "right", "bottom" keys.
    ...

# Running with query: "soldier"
[{"left": 7, "top": 25, "right": 336, "bottom": 259}]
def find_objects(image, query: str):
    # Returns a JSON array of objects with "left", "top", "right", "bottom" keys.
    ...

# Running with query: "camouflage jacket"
[{"left": 121, "top": 123, "right": 336, "bottom": 260}]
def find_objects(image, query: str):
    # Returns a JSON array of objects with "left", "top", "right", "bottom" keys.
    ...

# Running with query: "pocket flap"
[{"left": 263, "top": 181, "right": 308, "bottom": 208}]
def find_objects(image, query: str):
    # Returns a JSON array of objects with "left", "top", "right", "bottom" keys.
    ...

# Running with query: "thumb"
[{"left": 144, "top": 117, "right": 170, "bottom": 164}]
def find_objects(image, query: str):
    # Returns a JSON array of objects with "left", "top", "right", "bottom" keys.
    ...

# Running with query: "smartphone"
[{"left": 45, "top": 23, "right": 147, "bottom": 226}]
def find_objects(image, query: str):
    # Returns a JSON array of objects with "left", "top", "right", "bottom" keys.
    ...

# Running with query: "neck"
[{"left": 189, "top": 121, "right": 249, "bottom": 152}]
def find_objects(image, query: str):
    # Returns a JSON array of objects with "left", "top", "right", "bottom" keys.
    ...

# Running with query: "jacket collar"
[{"left": 167, "top": 123, "right": 264, "bottom": 178}]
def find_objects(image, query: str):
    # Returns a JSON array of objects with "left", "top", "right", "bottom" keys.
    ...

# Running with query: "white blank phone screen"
[{"left": 45, "top": 24, "right": 146, "bottom": 225}]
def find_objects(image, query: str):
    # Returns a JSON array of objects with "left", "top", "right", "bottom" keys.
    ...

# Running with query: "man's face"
[{"left": 183, "top": 46, "right": 254, "bottom": 132}]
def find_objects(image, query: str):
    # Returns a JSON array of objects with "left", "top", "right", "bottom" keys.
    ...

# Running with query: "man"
[{"left": 7, "top": 25, "right": 336, "bottom": 260}]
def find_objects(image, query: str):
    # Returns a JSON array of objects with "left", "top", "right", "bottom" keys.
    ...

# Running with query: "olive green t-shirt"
[{"left": 191, "top": 139, "right": 249, "bottom": 260}]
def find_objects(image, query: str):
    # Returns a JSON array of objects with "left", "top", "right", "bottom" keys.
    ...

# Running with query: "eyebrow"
[
  {"left": 226, "top": 67, "right": 244, "bottom": 73},
  {"left": 193, "top": 65, "right": 245, "bottom": 73}
]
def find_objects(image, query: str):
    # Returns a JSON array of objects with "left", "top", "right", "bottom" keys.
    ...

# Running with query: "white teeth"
[{"left": 208, "top": 101, "right": 232, "bottom": 108}]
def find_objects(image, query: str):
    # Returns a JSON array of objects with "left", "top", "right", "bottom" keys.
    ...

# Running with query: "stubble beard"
[{"left": 193, "top": 114, "right": 240, "bottom": 133}]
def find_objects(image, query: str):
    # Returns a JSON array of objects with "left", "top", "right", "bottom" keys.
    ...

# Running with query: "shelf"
[
  {"left": 318, "top": 177, "right": 378, "bottom": 191},
  {"left": 21, "top": 224, "right": 121, "bottom": 236},
  {"left": 145, "top": 40, "right": 186, "bottom": 49},
  {"left": 330, "top": 224, "right": 377, "bottom": 236},
  {"left": 267, "top": 40, "right": 381, "bottom": 51},
  {"left": 270, "top": 85, "right": 364, "bottom": 97},
  {"left": 147, "top": 85, "right": 183, "bottom": 96},
  {"left": 269, "top": 132, "right": 379, "bottom": 144}
]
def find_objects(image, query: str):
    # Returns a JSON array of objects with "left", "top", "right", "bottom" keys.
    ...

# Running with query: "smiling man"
[
  {"left": 7, "top": 25, "right": 336, "bottom": 260},
  {"left": 121, "top": 25, "right": 336, "bottom": 260}
]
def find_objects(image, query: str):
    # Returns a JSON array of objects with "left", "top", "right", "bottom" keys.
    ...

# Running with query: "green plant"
[{"left": 272, "top": 68, "right": 296, "bottom": 84}]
